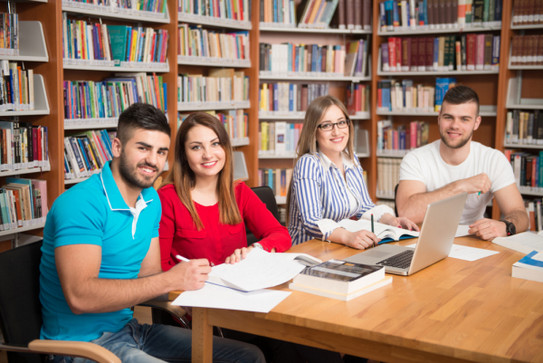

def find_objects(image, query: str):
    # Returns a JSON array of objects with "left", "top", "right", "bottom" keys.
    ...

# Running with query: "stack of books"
[{"left": 289, "top": 259, "right": 392, "bottom": 301}]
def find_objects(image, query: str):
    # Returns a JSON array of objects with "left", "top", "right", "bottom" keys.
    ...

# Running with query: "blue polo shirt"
[{"left": 39, "top": 161, "right": 161, "bottom": 341}]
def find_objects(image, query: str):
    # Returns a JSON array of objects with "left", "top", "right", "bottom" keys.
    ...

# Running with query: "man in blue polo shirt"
[{"left": 39, "top": 103, "right": 264, "bottom": 362}]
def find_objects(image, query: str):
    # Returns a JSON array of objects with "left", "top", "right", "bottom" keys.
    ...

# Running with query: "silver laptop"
[{"left": 345, "top": 192, "right": 468, "bottom": 276}]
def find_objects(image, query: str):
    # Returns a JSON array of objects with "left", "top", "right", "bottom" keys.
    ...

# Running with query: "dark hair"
[
  {"left": 116, "top": 103, "right": 171, "bottom": 142},
  {"left": 161, "top": 112, "right": 241, "bottom": 229},
  {"left": 442, "top": 85, "right": 480, "bottom": 115}
]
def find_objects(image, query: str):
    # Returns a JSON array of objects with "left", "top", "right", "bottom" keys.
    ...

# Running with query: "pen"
[
  {"left": 175, "top": 255, "right": 189, "bottom": 262},
  {"left": 371, "top": 214, "right": 376, "bottom": 247},
  {"left": 176, "top": 254, "right": 214, "bottom": 266},
  {"left": 477, "top": 191, "right": 481, "bottom": 197}
]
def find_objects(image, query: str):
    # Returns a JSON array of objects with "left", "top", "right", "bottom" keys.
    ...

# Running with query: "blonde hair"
[
  {"left": 286, "top": 95, "right": 355, "bottom": 216},
  {"left": 161, "top": 112, "right": 241, "bottom": 229}
]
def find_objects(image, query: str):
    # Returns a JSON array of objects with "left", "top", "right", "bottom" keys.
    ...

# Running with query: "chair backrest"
[
  {"left": 246, "top": 186, "right": 280, "bottom": 245},
  {"left": 0, "top": 241, "right": 44, "bottom": 363}
]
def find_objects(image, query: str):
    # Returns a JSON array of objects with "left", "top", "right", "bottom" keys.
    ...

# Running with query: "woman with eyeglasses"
[{"left": 287, "top": 95, "right": 418, "bottom": 248}]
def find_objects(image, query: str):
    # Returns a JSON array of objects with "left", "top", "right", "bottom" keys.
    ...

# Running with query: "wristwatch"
[{"left": 501, "top": 219, "right": 516, "bottom": 236}]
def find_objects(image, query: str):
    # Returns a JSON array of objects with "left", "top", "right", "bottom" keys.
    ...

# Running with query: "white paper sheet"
[
  {"left": 406, "top": 243, "right": 499, "bottom": 261},
  {"left": 171, "top": 283, "right": 291, "bottom": 313},
  {"left": 208, "top": 248, "right": 309, "bottom": 292},
  {"left": 455, "top": 225, "right": 471, "bottom": 237},
  {"left": 493, "top": 232, "right": 543, "bottom": 254}
]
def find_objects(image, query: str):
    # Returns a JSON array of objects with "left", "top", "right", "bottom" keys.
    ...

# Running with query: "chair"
[
  {"left": 246, "top": 186, "right": 281, "bottom": 245},
  {"left": 0, "top": 241, "right": 120, "bottom": 363}
]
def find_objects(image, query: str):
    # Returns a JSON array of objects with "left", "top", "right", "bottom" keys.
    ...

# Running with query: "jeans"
[{"left": 48, "top": 319, "right": 265, "bottom": 363}]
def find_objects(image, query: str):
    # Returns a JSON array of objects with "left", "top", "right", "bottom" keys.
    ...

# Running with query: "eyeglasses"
[{"left": 317, "top": 119, "right": 350, "bottom": 131}]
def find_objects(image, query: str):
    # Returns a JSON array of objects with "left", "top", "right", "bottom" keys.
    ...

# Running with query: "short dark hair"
[
  {"left": 442, "top": 85, "right": 480, "bottom": 115},
  {"left": 116, "top": 103, "right": 171, "bottom": 142}
]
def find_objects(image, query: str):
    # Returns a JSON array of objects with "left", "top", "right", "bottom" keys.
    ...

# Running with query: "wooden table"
[{"left": 171, "top": 237, "right": 543, "bottom": 362}]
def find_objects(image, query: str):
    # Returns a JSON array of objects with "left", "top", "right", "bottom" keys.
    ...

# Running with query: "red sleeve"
[
  {"left": 236, "top": 182, "right": 292, "bottom": 252},
  {"left": 158, "top": 185, "right": 177, "bottom": 271}
]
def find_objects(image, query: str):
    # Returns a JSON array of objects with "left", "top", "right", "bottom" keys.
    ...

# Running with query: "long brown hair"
[
  {"left": 286, "top": 95, "right": 355, "bottom": 218},
  {"left": 161, "top": 112, "right": 241, "bottom": 229}
]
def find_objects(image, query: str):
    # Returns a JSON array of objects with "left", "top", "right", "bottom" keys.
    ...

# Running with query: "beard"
[
  {"left": 118, "top": 151, "right": 159, "bottom": 189},
  {"left": 440, "top": 128, "right": 473, "bottom": 149}
]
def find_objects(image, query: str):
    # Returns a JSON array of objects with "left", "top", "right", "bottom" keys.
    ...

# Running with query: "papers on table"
[
  {"left": 455, "top": 225, "right": 471, "bottom": 237},
  {"left": 493, "top": 231, "right": 543, "bottom": 254},
  {"left": 172, "top": 283, "right": 291, "bottom": 313},
  {"left": 406, "top": 243, "right": 499, "bottom": 261},
  {"left": 208, "top": 248, "right": 308, "bottom": 292},
  {"left": 172, "top": 248, "right": 314, "bottom": 312}
]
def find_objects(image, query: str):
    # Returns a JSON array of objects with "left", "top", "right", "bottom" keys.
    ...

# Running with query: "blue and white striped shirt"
[{"left": 288, "top": 152, "right": 375, "bottom": 245}]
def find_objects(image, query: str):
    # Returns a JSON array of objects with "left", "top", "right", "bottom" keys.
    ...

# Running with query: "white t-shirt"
[{"left": 399, "top": 140, "right": 515, "bottom": 224}]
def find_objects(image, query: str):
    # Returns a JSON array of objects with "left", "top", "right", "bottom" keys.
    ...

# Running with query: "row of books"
[
  {"left": 344, "top": 39, "right": 370, "bottom": 77},
  {"left": 178, "top": 69, "right": 249, "bottom": 104},
  {"left": 505, "top": 110, "right": 543, "bottom": 146},
  {"left": 64, "top": 129, "right": 114, "bottom": 180},
  {"left": 0, "top": 121, "right": 49, "bottom": 170},
  {"left": 377, "top": 120, "right": 430, "bottom": 153},
  {"left": 298, "top": 0, "right": 339, "bottom": 28},
  {"left": 505, "top": 150, "right": 543, "bottom": 189},
  {"left": 259, "top": 82, "right": 330, "bottom": 114},
  {"left": 64, "top": 73, "right": 167, "bottom": 121},
  {"left": 0, "top": 60, "right": 35, "bottom": 112},
  {"left": 258, "top": 167, "right": 293, "bottom": 198},
  {"left": 510, "top": 34, "right": 543, "bottom": 66},
  {"left": 178, "top": 24, "right": 249, "bottom": 60},
  {"left": 381, "top": 34, "right": 500, "bottom": 72},
  {"left": 377, "top": 77, "right": 455, "bottom": 112},
  {"left": 377, "top": 157, "right": 401, "bottom": 199},
  {"left": 178, "top": 109, "right": 248, "bottom": 140},
  {"left": 379, "top": 0, "right": 502, "bottom": 31},
  {"left": 337, "top": 0, "right": 373, "bottom": 31},
  {"left": 526, "top": 199, "right": 543, "bottom": 232},
  {"left": 178, "top": 0, "right": 250, "bottom": 21},
  {"left": 512, "top": 0, "right": 543, "bottom": 25},
  {"left": 62, "top": 14, "right": 169, "bottom": 64},
  {"left": 259, "top": 42, "right": 347, "bottom": 75},
  {"left": 346, "top": 83, "right": 370, "bottom": 115},
  {"left": 259, "top": 121, "right": 303, "bottom": 155},
  {"left": 65, "top": 0, "right": 168, "bottom": 13},
  {"left": 0, "top": 12, "right": 18, "bottom": 55},
  {"left": 0, "top": 177, "right": 47, "bottom": 232},
  {"left": 260, "top": 0, "right": 297, "bottom": 26}
]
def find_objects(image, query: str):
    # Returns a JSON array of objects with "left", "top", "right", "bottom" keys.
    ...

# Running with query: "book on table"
[
  {"left": 512, "top": 250, "right": 543, "bottom": 283},
  {"left": 317, "top": 218, "right": 419, "bottom": 244},
  {"left": 289, "top": 259, "right": 391, "bottom": 301}
]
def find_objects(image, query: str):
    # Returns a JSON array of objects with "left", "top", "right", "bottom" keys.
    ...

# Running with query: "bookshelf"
[
  {"left": 496, "top": 0, "right": 543, "bottom": 226},
  {"left": 6, "top": 0, "right": 543, "bottom": 248},
  {"left": 371, "top": 0, "right": 505, "bottom": 203},
  {"left": 257, "top": 1, "right": 373, "bottom": 208}
]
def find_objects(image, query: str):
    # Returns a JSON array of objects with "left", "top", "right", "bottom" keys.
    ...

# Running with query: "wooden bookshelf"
[{"left": 8, "top": 0, "right": 543, "bottom": 243}]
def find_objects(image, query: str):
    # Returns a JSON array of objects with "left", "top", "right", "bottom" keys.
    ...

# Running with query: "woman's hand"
[
  {"left": 224, "top": 246, "right": 254, "bottom": 264},
  {"left": 380, "top": 213, "right": 420, "bottom": 231},
  {"left": 329, "top": 228, "right": 380, "bottom": 250}
]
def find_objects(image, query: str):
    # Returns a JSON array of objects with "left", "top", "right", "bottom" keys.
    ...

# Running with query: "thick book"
[
  {"left": 512, "top": 250, "right": 543, "bottom": 283},
  {"left": 289, "top": 259, "right": 391, "bottom": 301},
  {"left": 317, "top": 218, "right": 419, "bottom": 243}
]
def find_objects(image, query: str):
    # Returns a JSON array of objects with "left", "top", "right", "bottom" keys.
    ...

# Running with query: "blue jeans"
[{"left": 49, "top": 319, "right": 265, "bottom": 363}]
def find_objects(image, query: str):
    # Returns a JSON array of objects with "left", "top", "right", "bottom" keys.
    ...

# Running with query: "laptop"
[{"left": 345, "top": 192, "right": 468, "bottom": 276}]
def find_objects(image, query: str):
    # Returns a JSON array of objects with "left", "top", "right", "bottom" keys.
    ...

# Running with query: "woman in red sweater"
[{"left": 158, "top": 112, "right": 291, "bottom": 271}]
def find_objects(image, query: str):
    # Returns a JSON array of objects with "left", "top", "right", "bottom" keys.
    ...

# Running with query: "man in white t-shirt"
[{"left": 396, "top": 85, "right": 528, "bottom": 241}]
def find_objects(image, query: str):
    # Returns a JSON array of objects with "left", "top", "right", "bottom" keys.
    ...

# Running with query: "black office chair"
[
  {"left": 246, "top": 186, "right": 281, "bottom": 245},
  {"left": 0, "top": 241, "right": 120, "bottom": 363}
]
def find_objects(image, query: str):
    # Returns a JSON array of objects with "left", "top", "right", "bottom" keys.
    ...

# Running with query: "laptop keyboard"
[{"left": 377, "top": 249, "right": 414, "bottom": 269}]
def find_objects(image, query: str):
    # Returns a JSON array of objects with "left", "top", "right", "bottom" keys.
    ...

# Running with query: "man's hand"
[
  {"left": 169, "top": 259, "right": 211, "bottom": 291},
  {"left": 458, "top": 173, "right": 491, "bottom": 195},
  {"left": 468, "top": 218, "right": 507, "bottom": 241}
]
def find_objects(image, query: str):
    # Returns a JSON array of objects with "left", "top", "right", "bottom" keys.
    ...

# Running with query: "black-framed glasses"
[{"left": 317, "top": 119, "right": 350, "bottom": 131}]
